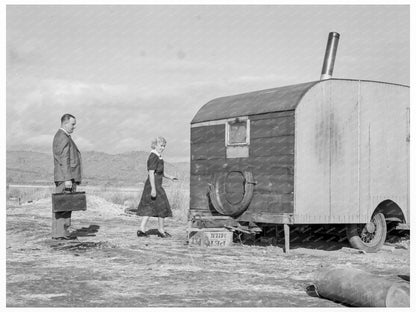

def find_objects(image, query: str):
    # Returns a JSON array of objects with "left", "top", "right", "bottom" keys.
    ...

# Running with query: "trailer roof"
[
  {"left": 191, "top": 79, "right": 409, "bottom": 124},
  {"left": 191, "top": 80, "right": 319, "bottom": 124}
]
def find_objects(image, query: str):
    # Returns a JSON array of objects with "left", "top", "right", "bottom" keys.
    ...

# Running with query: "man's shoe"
[
  {"left": 137, "top": 230, "right": 148, "bottom": 237},
  {"left": 66, "top": 226, "right": 77, "bottom": 232},
  {"left": 157, "top": 231, "right": 171, "bottom": 238}
]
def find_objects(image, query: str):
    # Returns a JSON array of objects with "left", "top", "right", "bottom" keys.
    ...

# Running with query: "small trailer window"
[
  {"left": 226, "top": 117, "right": 250, "bottom": 146},
  {"left": 225, "top": 117, "right": 250, "bottom": 158}
]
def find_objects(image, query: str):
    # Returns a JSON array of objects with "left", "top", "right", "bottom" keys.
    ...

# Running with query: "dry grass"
[
  {"left": 88, "top": 187, "right": 141, "bottom": 206},
  {"left": 6, "top": 186, "right": 53, "bottom": 203},
  {"left": 7, "top": 178, "right": 190, "bottom": 222},
  {"left": 90, "top": 181, "right": 190, "bottom": 222},
  {"left": 165, "top": 178, "right": 190, "bottom": 221}
]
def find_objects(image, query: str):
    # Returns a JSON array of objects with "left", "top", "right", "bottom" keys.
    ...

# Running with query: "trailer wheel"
[{"left": 346, "top": 213, "right": 387, "bottom": 253}]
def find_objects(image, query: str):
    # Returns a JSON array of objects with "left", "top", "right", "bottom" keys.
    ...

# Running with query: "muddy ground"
[{"left": 6, "top": 196, "right": 410, "bottom": 307}]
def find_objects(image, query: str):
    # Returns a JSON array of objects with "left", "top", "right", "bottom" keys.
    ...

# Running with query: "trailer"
[{"left": 188, "top": 33, "right": 410, "bottom": 252}]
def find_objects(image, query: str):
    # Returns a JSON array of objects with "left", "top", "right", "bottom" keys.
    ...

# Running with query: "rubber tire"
[
  {"left": 346, "top": 213, "right": 387, "bottom": 253},
  {"left": 209, "top": 171, "right": 255, "bottom": 217}
]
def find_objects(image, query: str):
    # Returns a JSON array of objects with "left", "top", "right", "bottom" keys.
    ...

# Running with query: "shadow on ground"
[
  {"left": 70, "top": 224, "right": 100, "bottom": 238},
  {"left": 238, "top": 225, "right": 353, "bottom": 251},
  {"left": 237, "top": 224, "right": 409, "bottom": 252}
]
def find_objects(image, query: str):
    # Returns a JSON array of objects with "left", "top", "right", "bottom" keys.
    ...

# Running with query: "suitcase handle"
[{"left": 64, "top": 186, "right": 74, "bottom": 193}]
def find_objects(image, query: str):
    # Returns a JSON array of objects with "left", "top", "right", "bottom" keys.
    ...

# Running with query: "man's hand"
[
  {"left": 64, "top": 180, "right": 73, "bottom": 189},
  {"left": 151, "top": 188, "right": 156, "bottom": 199}
]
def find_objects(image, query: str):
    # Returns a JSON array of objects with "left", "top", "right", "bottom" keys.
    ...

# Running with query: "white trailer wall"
[{"left": 294, "top": 80, "right": 409, "bottom": 224}]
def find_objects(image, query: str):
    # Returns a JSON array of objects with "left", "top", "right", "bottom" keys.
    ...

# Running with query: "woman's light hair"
[{"left": 151, "top": 136, "right": 167, "bottom": 149}]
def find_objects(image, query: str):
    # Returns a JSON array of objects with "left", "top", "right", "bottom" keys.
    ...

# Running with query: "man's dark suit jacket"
[{"left": 53, "top": 129, "right": 82, "bottom": 183}]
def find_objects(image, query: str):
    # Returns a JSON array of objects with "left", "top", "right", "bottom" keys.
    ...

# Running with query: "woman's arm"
[{"left": 149, "top": 170, "right": 156, "bottom": 197}]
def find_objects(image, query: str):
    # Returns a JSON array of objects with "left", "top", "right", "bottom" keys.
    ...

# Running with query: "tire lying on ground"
[{"left": 346, "top": 213, "right": 387, "bottom": 253}]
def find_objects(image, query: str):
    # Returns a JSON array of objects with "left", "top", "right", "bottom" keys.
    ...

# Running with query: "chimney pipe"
[{"left": 320, "top": 32, "right": 340, "bottom": 80}]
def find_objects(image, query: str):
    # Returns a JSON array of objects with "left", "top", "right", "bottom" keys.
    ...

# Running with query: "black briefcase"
[{"left": 52, "top": 191, "right": 87, "bottom": 212}]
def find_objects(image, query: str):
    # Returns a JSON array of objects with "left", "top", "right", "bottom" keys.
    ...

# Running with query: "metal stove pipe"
[{"left": 320, "top": 32, "right": 340, "bottom": 80}]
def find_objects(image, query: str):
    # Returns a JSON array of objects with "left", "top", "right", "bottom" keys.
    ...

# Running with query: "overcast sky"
[{"left": 6, "top": 5, "right": 410, "bottom": 162}]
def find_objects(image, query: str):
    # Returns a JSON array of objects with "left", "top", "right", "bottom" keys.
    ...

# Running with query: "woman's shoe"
[
  {"left": 157, "top": 231, "right": 171, "bottom": 238},
  {"left": 53, "top": 236, "right": 76, "bottom": 240},
  {"left": 137, "top": 230, "right": 148, "bottom": 237}
]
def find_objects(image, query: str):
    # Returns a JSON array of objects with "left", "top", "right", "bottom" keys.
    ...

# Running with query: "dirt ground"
[{"left": 6, "top": 196, "right": 410, "bottom": 307}]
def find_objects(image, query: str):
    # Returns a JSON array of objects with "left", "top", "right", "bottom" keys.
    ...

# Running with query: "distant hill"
[{"left": 6, "top": 150, "right": 189, "bottom": 187}]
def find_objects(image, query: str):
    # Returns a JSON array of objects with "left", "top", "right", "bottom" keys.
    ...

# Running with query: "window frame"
[{"left": 225, "top": 116, "right": 250, "bottom": 146}]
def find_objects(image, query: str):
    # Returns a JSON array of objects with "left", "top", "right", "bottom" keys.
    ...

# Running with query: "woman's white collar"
[{"left": 151, "top": 149, "right": 163, "bottom": 159}]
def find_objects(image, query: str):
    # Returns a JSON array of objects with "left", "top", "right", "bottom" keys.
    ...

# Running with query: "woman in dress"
[{"left": 137, "top": 136, "right": 177, "bottom": 238}]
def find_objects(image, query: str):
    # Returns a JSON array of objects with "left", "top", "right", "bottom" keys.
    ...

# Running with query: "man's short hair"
[{"left": 61, "top": 114, "right": 75, "bottom": 124}]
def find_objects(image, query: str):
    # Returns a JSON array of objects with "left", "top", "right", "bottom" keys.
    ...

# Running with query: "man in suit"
[{"left": 52, "top": 113, "right": 82, "bottom": 239}]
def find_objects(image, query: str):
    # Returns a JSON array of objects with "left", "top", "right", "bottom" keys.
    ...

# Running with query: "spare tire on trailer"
[
  {"left": 208, "top": 170, "right": 255, "bottom": 217},
  {"left": 346, "top": 213, "right": 387, "bottom": 253}
]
